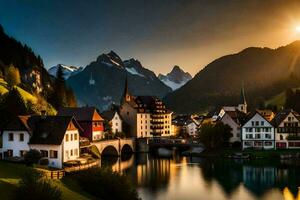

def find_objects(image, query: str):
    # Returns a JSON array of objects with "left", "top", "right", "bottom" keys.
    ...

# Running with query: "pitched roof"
[
  {"left": 2, "top": 115, "right": 31, "bottom": 132},
  {"left": 29, "top": 116, "right": 76, "bottom": 145},
  {"left": 57, "top": 107, "right": 103, "bottom": 121},
  {"left": 271, "top": 109, "right": 300, "bottom": 127},
  {"left": 221, "top": 110, "right": 247, "bottom": 125},
  {"left": 102, "top": 110, "right": 117, "bottom": 121},
  {"left": 242, "top": 111, "right": 273, "bottom": 127}
]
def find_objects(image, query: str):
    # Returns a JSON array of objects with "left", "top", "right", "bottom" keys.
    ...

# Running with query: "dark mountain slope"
[
  {"left": 67, "top": 51, "right": 171, "bottom": 111},
  {"left": 164, "top": 41, "right": 300, "bottom": 113}
]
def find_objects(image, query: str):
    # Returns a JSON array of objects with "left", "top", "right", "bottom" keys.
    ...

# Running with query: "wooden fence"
[
  {"left": 64, "top": 160, "right": 100, "bottom": 173},
  {"left": 36, "top": 160, "right": 100, "bottom": 179}
]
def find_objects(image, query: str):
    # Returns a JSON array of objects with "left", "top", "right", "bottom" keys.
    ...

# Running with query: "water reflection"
[{"left": 102, "top": 153, "right": 300, "bottom": 200}]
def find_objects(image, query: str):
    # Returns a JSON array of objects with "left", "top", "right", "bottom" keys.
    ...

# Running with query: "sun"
[{"left": 295, "top": 26, "right": 300, "bottom": 33}]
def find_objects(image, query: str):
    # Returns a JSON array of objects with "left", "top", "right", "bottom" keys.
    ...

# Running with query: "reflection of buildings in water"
[
  {"left": 243, "top": 166, "right": 277, "bottom": 187},
  {"left": 111, "top": 155, "right": 135, "bottom": 174}
]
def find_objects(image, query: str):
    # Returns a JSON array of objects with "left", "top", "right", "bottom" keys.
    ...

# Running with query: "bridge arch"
[
  {"left": 90, "top": 138, "right": 135, "bottom": 157},
  {"left": 121, "top": 144, "right": 133, "bottom": 155},
  {"left": 101, "top": 145, "right": 119, "bottom": 156}
]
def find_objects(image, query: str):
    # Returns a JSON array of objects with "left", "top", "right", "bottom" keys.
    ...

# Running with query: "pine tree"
[
  {"left": 5, "top": 64, "right": 21, "bottom": 89},
  {"left": 66, "top": 86, "right": 77, "bottom": 107}
]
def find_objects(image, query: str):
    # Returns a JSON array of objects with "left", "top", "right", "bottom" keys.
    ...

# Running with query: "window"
[
  {"left": 116, "top": 123, "right": 118, "bottom": 126},
  {"left": 75, "top": 149, "right": 78, "bottom": 156},
  {"left": 255, "top": 121, "right": 259, "bottom": 126},
  {"left": 20, "top": 150, "right": 26, "bottom": 157},
  {"left": 74, "top": 133, "right": 78, "bottom": 140},
  {"left": 8, "top": 133, "right": 14, "bottom": 141},
  {"left": 7, "top": 150, "right": 13, "bottom": 157},
  {"left": 70, "top": 134, "right": 73, "bottom": 141},
  {"left": 19, "top": 133, "right": 24, "bottom": 142},
  {"left": 127, "top": 112, "right": 129, "bottom": 115},
  {"left": 70, "top": 149, "right": 73, "bottom": 156},
  {"left": 265, "top": 134, "right": 272, "bottom": 139},
  {"left": 255, "top": 134, "right": 261, "bottom": 139},
  {"left": 40, "top": 150, "right": 48, "bottom": 157},
  {"left": 50, "top": 150, "right": 58, "bottom": 158},
  {"left": 261, "top": 121, "right": 264, "bottom": 126},
  {"left": 252, "top": 121, "right": 254, "bottom": 126},
  {"left": 65, "top": 134, "right": 69, "bottom": 142}
]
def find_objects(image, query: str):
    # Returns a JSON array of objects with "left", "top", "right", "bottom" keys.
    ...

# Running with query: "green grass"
[
  {"left": 265, "top": 87, "right": 300, "bottom": 108},
  {"left": 0, "top": 161, "right": 96, "bottom": 200}
]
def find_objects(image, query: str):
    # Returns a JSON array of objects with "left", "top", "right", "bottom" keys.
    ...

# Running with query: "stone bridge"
[{"left": 91, "top": 138, "right": 135, "bottom": 156}]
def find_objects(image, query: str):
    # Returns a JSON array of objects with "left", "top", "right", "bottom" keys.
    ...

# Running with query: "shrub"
[
  {"left": 24, "top": 149, "right": 42, "bottom": 166},
  {"left": 74, "top": 167, "right": 140, "bottom": 200},
  {"left": 14, "top": 169, "right": 62, "bottom": 200},
  {"left": 39, "top": 158, "right": 49, "bottom": 166}
]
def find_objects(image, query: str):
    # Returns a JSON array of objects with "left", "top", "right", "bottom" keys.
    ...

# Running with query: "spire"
[
  {"left": 89, "top": 72, "right": 95, "bottom": 85},
  {"left": 121, "top": 74, "right": 130, "bottom": 104},
  {"left": 240, "top": 84, "right": 246, "bottom": 105}
]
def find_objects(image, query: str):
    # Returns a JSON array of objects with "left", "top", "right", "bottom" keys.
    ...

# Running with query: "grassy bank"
[{"left": 0, "top": 161, "right": 96, "bottom": 200}]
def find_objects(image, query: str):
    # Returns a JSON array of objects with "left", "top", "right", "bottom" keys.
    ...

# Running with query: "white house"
[
  {"left": 102, "top": 110, "right": 123, "bottom": 133},
  {"left": 1, "top": 115, "right": 81, "bottom": 168},
  {"left": 220, "top": 111, "right": 246, "bottom": 143},
  {"left": 271, "top": 109, "right": 300, "bottom": 149},
  {"left": 172, "top": 115, "right": 198, "bottom": 137},
  {"left": 242, "top": 112, "right": 275, "bottom": 150}
]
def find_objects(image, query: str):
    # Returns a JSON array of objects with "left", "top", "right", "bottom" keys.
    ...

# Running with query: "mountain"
[
  {"left": 48, "top": 64, "right": 83, "bottom": 79},
  {"left": 158, "top": 66, "right": 192, "bottom": 90},
  {"left": 67, "top": 51, "right": 172, "bottom": 111},
  {"left": 164, "top": 41, "right": 300, "bottom": 114}
]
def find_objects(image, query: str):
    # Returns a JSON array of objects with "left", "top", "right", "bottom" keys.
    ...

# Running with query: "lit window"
[{"left": 65, "top": 134, "right": 69, "bottom": 142}]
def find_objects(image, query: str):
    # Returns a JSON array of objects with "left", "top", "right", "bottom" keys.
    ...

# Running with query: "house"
[
  {"left": 120, "top": 77, "right": 172, "bottom": 138},
  {"left": 241, "top": 112, "right": 275, "bottom": 150},
  {"left": 257, "top": 109, "right": 275, "bottom": 122},
  {"left": 1, "top": 115, "right": 81, "bottom": 168},
  {"left": 102, "top": 110, "right": 123, "bottom": 133},
  {"left": 217, "top": 87, "right": 248, "bottom": 120},
  {"left": 172, "top": 115, "right": 198, "bottom": 138},
  {"left": 271, "top": 109, "right": 300, "bottom": 149},
  {"left": 220, "top": 110, "right": 247, "bottom": 143},
  {"left": 57, "top": 107, "right": 104, "bottom": 141}
]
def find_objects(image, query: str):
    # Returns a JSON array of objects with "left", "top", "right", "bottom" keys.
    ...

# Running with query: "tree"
[
  {"left": 5, "top": 64, "right": 21, "bottom": 88},
  {"left": 2, "top": 87, "right": 27, "bottom": 117},
  {"left": 15, "top": 169, "right": 62, "bottom": 200},
  {"left": 65, "top": 86, "right": 77, "bottom": 107},
  {"left": 75, "top": 167, "right": 140, "bottom": 200},
  {"left": 24, "top": 149, "right": 42, "bottom": 166},
  {"left": 198, "top": 122, "right": 232, "bottom": 149}
]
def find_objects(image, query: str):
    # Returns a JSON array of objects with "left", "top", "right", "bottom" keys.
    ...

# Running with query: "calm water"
[{"left": 102, "top": 153, "right": 300, "bottom": 200}]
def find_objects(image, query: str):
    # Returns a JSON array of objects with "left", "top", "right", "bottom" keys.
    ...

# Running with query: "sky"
[{"left": 1, "top": 0, "right": 300, "bottom": 76}]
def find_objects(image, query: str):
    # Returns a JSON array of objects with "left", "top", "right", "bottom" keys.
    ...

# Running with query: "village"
[{"left": 1, "top": 76, "right": 300, "bottom": 172}]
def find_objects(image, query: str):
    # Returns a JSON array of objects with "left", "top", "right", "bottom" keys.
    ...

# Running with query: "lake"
[{"left": 102, "top": 153, "right": 300, "bottom": 200}]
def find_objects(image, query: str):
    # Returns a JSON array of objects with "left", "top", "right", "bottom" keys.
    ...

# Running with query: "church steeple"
[
  {"left": 121, "top": 74, "right": 131, "bottom": 104},
  {"left": 238, "top": 84, "right": 247, "bottom": 113}
]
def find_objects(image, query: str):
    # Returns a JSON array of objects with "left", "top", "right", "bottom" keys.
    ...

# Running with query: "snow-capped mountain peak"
[
  {"left": 48, "top": 64, "right": 83, "bottom": 79},
  {"left": 158, "top": 65, "right": 192, "bottom": 91}
]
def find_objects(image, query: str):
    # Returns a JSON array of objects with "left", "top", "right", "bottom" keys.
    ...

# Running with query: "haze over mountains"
[
  {"left": 164, "top": 41, "right": 300, "bottom": 113},
  {"left": 67, "top": 51, "right": 172, "bottom": 111}
]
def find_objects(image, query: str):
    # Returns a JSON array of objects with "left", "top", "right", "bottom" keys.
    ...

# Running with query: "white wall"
[
  {"left": 111, "top": 112, "right": 122, "bottom": 133},
  {"left": 242, "top": 113, "right": 274, "bottom": 149},
  {"left": 29, "top": 144, "right": 62, "bottom": 168},
  {"left": 221, "top": 113, "right": 241, "bottom": 143},
  {"left": 2, "top": 131, "right": 30, "bottom": 157},
  {"left": 63, "top": 129, "right": 80, "bottom": 162}
]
